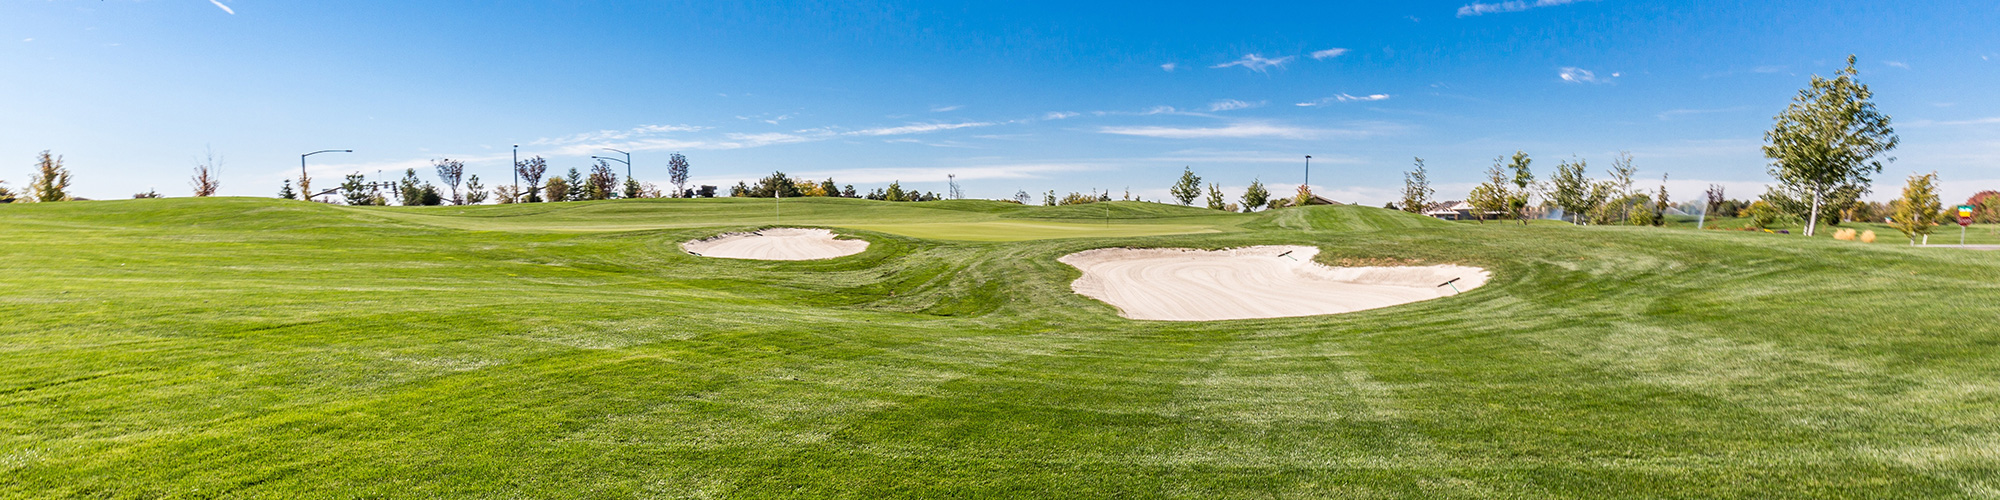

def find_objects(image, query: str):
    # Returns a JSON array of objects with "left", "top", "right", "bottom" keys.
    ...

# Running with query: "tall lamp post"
[
  {"left": 1304, "top": 155, "right": 1313, "bottom": 199},
  {"left": 512, "top": 144, "right": 519, "bottom": 203},
  {"left": 301, "top": 149, "right": 352, "bottom": 202},
  {"left": 591, "top": 148, "right": 633, "bottom": 184}
]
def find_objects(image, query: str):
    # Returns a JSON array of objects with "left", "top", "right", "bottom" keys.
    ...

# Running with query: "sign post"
[{"left": 1960, "top": 205, "right": 1976, "bottom": 245}]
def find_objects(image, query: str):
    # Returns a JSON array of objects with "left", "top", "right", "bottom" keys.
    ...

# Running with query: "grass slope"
[{"left": 3, "top": 197, "right": 1997, "bottom": 498}]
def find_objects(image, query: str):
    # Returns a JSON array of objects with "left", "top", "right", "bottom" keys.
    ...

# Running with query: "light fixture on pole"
[
  {"left": 591, "top": 148, "right": 632, "bottom": 180},
  {"left": 301, "top": 149, "right": 352, "bottom": 202}
]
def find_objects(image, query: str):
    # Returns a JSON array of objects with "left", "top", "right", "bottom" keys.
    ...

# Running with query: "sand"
[
  {"left": 682, "top": 228, "right": 869, "bottom": 260},
  {"left": 1059, "top": 245, "right": 1488, "bottom": 321}
]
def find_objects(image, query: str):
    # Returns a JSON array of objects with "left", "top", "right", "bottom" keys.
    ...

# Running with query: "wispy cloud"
[
  {"left": 790, "top": 163, "right": 1098, "bottom": 184},
  {"left": 1310, "top": 48, "right": 1350, "bottom": 60},
  {"left": 1043, "top": 111, "right": 1080, "bottom": 120},
  {"left": 21, "top": 38, "right": 31, "bottom": 42},
  {"left": 208, "top": 0, "right": 235, "bottom": 15},
  {"left": 1457, "top": 0, "right": 1590, "bottom": 17},
  {"left": 930, "top": 105, "right": 964, "bottom": 112},
  {"left": 1558, "top": 67, "right": 1618, "bottom": 84},
  {"left": 846, "top": 121, "right": 995, "bottom": 136},
  {"left": 1099, "top": 122, "right": 1334, "bottom": 140},
  {"left": 1885, "top": 61, "right": 1911, "bottom": 69},
  {"left": 533, "top": 124, "right": 707, "bottom": 146},
  {"left": 1160, "top": 63, "right": 1179, "bottom": 72},
  {"left": 1208, "top": 99, "right": 1264, "bottom": 112},
  {"left": 1211, "top": 54, "right": 1294, "bottom": 73},
  {"left": 1295, "top": 94, "right": 1390, "bottom": 107}
]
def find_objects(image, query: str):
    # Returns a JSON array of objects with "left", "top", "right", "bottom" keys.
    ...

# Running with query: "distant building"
[
  {"left": 1301, "top": 194, "right": 1342, "bottom": 206},
  {"left": 1424, "top": 200, "right": 1476, "bottom": 220}
]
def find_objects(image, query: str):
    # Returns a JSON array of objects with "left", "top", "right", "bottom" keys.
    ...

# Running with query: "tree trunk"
[{"left": 1806, "top": 187, "right": 1822, "bottom": 237}]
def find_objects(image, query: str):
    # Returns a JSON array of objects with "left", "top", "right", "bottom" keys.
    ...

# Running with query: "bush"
[
  {"left": 1833, "top": 228, "right": 1856, "bottom": 241},
  {"left": 1860, "top": 230, "right": 1877, "bottom": 243}
]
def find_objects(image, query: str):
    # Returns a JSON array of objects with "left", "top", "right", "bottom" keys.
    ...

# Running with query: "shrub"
[
  {"left": 1833, "top": 228, "right": 1856, "bottom": 241},
  {"left": 1860, "top": 230, "right": 1877, "bottom": 243}
]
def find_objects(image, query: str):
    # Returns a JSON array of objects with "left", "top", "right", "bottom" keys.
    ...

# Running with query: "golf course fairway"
[{"left": 3, "top": 197, "right": 1997, "bottom": 498}]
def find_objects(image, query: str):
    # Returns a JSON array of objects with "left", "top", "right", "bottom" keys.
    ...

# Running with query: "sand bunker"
[
  {"left": 682, "top": 228, "right": 868, "bottom": 261},
  {"left": 1059, "top": 245, "right": 1487, "bottom": 321}
]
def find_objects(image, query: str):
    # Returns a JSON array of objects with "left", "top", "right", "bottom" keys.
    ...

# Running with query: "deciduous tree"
[
  {"left": 1240, "top": 179, "right": 1269, "bottom": 212},
  {"left": 1550, "top": 157, "right": 1592, "bottom": 224},
  {"left": 1170, "top": 167, "right": 1202, "bottom": 205},
  {"left": 191, "top": 147, "right": 222, "bottom": 197},
  {"left": 1764, "top": 55, "right": 1897, "bottom": 237},
  {"left": 667, "top": 153, "right": 690, "bottom": 198},
  {"left": 1890, "top": 172, "right": 1941, "bottom": 244},
  {"left": 1401, "top": 157, "right": 1433, "bottom": 215},
  {"left": 433, "top": 158, "right": 465, "bottom": 204},
  {"left": 515, "top": 156, "right": 547, "bottom": 203},
  {"left": 464, "top": 175, "right": 488, "bottom": 204},
  {"left": 26, "top": 150, "right": 73, "bottom": 202}
]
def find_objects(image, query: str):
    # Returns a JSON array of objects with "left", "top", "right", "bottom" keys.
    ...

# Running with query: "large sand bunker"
[
  {"left": 1059, "top": 245, "right": 1487, "bottom": 321},
  {"left": 682, "top": 228, "right": 868, "bottom": 261}
]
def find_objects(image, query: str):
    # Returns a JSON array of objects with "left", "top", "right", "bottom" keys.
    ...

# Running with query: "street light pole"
[
  {"left": 592, "top": 148, "right": 632, "bottom": 180},
  {"left": 512, "top": 145, "right": 519, "bottom": 203},
  {"left": 1304, "top": 155, "right": 1312, "bottom": 198},
  {"left": 301, "top": 149, "right": 352, "bottom": 202}
]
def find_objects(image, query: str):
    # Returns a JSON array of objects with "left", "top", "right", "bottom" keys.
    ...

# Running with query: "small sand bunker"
[
  {"left": 1059, "top": 245, "right": 1488, "bottom": 321},
  {"left": 682, "top": 228, "right": 868, "bottom": 261}
]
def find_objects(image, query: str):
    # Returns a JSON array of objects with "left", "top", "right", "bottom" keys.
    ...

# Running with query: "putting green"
[{"left": 836, "top": 220, "right": 1224, "bottom": 241}]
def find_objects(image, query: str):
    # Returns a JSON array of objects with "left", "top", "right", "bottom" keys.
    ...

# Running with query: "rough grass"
[{"left": 2, "top": 197, "right": 1997, "bottom": 498}]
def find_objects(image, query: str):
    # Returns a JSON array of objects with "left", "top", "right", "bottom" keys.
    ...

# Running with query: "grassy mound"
[{"left": 3, "top": 197, "right": 1997, "bottom": 498}]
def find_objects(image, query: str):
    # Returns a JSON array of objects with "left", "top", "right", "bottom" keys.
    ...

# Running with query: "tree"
[
  {"left": 1742, "top": 200, "right": 1782, "bottom": 229},
  {"left": 133, "top": 189, "right": 161, "bottom": 199},
  {"left": 1044, "top": 190, "right": 1056, "bottom": 206},
  {"left": 1606, "top": 151, "right": 1638, "bottom": 223},
  {"left": 191, "top": 147, "right": 222, "bottom": 197},
  {"left": 586, "top": 161, "right": 619, "bottom": 200},
  {"left": 1401, "top": 157, "right": 1433, "bottom": 215},
  {"left": 25, "top": 151, "right": 72, "bottom": 202},
  {"left": 1505, "top": 151, "right": 1535, "bottom": 224},
  {"left": 515, "top": 156, "right": 548, "bottom": 202},
  {"left": 1170, "top": 167, "right": 1202, "bottom": 205},
  {"left": 1549, "top": 157, "right": 1593, "bottom": 224},
  {"left": 623, "top": 178, "right": 643, "bottom": 199},
  {"left": 341, "top": 173, "right": 372, "bottom": 206},
  {"left": 1699, "top": 184, "right": 1725, "bottom": 229},
  {"left": 398, "top": 168, "right": 428, "bottom": 206},
  {"left": 1973, "top": 191, "right": 2000, "bottom": 224},
  {"left": 1205, "top": 183, "right": 1226, "bottom": 210},
  {"left": 822, "top": 179, "right": 839, "bottom": 198},
  {"left": 1467, "top": 161, "right": 1511, "bottom": 223},
  {"left": 1764, "top": 55, "right": 1898, "bottom": 237},
  {"left": 464, "top": 174, "right": 488, "bottom": 204},
  {"left": 1890, "top": 172, "right": 1942, "bottom": 244},
  {"left": 278, "top": 179, "right": 297, "bottom": 200},
  {"left": 1013, "top": 189, "right": 1032, "bottom": 204},
  {"left": 841, "top": 185, "right": 856, "bottom": 198},
  {"left": 564, "top": 167, "right": 587, "bottom": 201},
  {"left": 545, "top": 175, "right": 571, "bottom": 203},
  {"left": 1650, "top": 174, "right": 1670, "bottom": 227},
  {"left": 884, "top": 180, "right": 906, "bottom": 202},
  {"left": 433, "top": 158, "right": 465, "bottom": 204},
  {"left": 667, "top": 153, "right": 691, "bottom": 198},
  {"left": 1240, "top": 179, "right": 1269, "bottom": 212},
  {"left": 299, "top": 171, "right": 312, "bottom": 203},
  {"left": 0, "top": 179, "right": 16, "bottom": 203}
]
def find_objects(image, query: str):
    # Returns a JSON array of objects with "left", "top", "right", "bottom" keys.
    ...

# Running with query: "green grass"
[{"left": 3, "top": 197, "right": 1998, "bottom": 498}]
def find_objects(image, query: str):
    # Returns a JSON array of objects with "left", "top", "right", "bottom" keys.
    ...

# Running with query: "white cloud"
[
  {"left": 1310, "top": 48, "right": 1350, "bottom": 60},
  {"left": 846, "top": 121, "right": 995, "bottom": 136},
  {"left": 1043, "top": 111, "right": 1080, "bottom": 120},
  {"left": 1098, "top": 122, "right": 1331, "bottom": 140},
  {"left": 930, "top": 105, "right": 964, "bottom": 112},
  {"left": 1457, "top": 0, "right": 1590, "bottom": 17},
  {"left": 1885, "top": 61, "right": 1911, "bottom": 69},
  {"left": 533, "top": 124, "right": 707, "bottom": 146},
  {"left": 21, "top": 38, "right": 31, "bottom": 42},
  {"left": 208, "top": 0, "right": 235, "bottom": 14},
  {"left": 1160, "top": 63, "right": 1179, "bottom": 72},
  {"left": 1208, "top": 99, "right": 1263, "bottom": 112},
  {"left": 1559, "top": 67, "right": 1615, "bottom": 84},
  {"left": 1211, "top": 54, "right": 1294, "bottom": 73},
  {"left": 790, "top": 163, "right": 1098, "bottom": 184},
  {"left": 1903, "top": 117, "right": 2000, "bottom": 127},
  {"left": 1295, "top": 94, "right": 1390, "bottom": 106}
]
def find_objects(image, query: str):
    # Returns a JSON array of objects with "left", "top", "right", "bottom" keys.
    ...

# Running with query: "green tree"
[
  {"left": 398, "top": 168, "right": 427, "bottom": 206},
  {"left": 1400, "top": 157, "right": 1433, "bottom": 214},
  {"left": 1170, "top": 167, "right": 1202, "bottom": 205},
  {"left": 25, "top": 150, "right": 72, "bottom": 202},
  {"left": 1742, "top": 200, "right": 1782, "bottom": 229},
  {"left": 0, "top": 179, "right": 15, "bottom": 203},
  {"left": 545, "top": 176, "right": 571, "bottom": 202},
  {"left": 1764, "top": 55, "right": 1898, "bottom": 237},
  {"left": 564, "top": 167, "right": 587, "bottom": 201},
  {"left": 1043, "top": 190, "right": 1056, "bottom": 206},
  {"left": 623, "top": 178, "right": 643, "bottom": 199},
  {"left": 1650, "top": 174, "right": 1670, "bottom": 227},
  {"left": 884, "top": 180, "right": 906, "bottom": 202},
  {"left": 1890, "top": 172, "right": 1942, "bottom": 244},
  {"left": 586, "top": 161, "right": 618, "bottom": 200},
  {"left": 278, "top": 179, "right": 297, "bottom": 200},
  {"left": 1467, "top": 161, "right": 1511, "bottom": 223},
  {"left": 1605, "top": 152, "right": 1638, "bottom": 223},
  {"left": 1205, "top": 183, "right": 1226, "bottom": 210},
  {"left": 1504, "top": 151, "right": 1535, "bottom": 224},
  {"left": 1240, "top": 179, "right": 1269, "bottom": 212},
  {"left": 515, "top": 156, "right": 547, "bottom": 203},
  {"left": 1549, "top": 157, "right": 1592, "bottom": 224},
  {"left": 464, "top": 174, "right": 488, "bottom": 204},
  {"left": 341, "top": 173, "right": 372, "bottom": 206},
  {"left": 433, "top": 158, "right": 464, "bottom": 204}
]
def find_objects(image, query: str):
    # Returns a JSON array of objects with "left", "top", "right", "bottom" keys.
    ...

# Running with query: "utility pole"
[{"left": 1304, "top": 155, "right": 1312, "bottom": 194}]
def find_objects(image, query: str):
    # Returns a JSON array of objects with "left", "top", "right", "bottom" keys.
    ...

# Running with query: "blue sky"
[{"left": 4, "top": 1, "right": 1998, "bottom": 204}]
